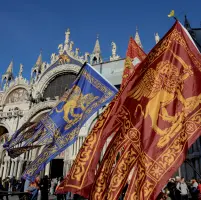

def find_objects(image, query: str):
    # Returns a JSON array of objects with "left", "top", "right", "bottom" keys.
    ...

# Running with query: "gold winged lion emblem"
[
  {"left": 56, "top": 86, "right": 99, "bottom": 130},
  {"left": 59, "top": 54, "right": 70, "bottom": 64},
  {"left": 128, "top": 50, "right": 197, "bottom": 148}
]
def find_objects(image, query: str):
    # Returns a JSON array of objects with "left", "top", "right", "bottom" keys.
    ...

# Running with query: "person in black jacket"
[
  {"left": 0, "top": 178, "right": 6, "bottom": 200},
  {"left": 40, "top": 176, "right": 49, "bottom": 200},
  {"left": 166, "top": 178, "right": 177, "bottom": 200},
  {"left": 57, "top": 177, "right": 65, "bottom": 200}
]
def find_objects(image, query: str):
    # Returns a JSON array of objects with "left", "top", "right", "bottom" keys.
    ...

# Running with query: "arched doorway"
[{"left": 50, "top": 159, "right": 64, "bottom": 179}]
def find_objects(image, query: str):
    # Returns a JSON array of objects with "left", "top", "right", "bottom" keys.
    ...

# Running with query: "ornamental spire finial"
[
  {"left": 6, "top": 59, "right": 13, "bottom": 74},
  {"left": 135, "top": 26, "right": 143, "bottom": 49},
  {"left": 36, "top": 50, "right": 42, "bottom": 66},
  {"left": 93, "top": 34, "right": 101, "bottom": 54},
  {"left": 19, "top": 63, "right": 23, "bottom": 77}
]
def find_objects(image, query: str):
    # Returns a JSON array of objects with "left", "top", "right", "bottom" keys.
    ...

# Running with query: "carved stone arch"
[
  {"left": 33, "top": 64, "right": 81, "bottom": 98},
  {"left": 2, "top": 84, "right": 30, "bottom": 105},
  {"left": 21, "top": 101, "right": 56, "bottom": 124}
]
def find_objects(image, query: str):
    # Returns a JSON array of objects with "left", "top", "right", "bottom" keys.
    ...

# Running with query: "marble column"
[
  {"left": 17, "top": 160, "right": 24, "bottom": 180},
  {"left": 45, "top": 163, "right": 50, "bottom": 176},
  {"left": 2, "top": 161, "right": 8, "bottom": 180},
  {"left": 32, "top": 149, "right": 38, "bottom": 160},
  {"left": 63, "top": 160, "right": 68, "bottom": 176},
  {"left": 76, "top": 138, "right": 79, "bottom": 154},
  {"left": 6, "top": 160, "right": 11, "bottom": 177},
  {"left": 66, "top": 163, "right": 70, "bottom": 175},
  {"left": 29, "top": 150, "right": 32, "bottom": 161},
  {"left": 73, "top": 142, "right": 76, "bottom": 155},
  {"left": 13, "top": 161, "right": 18, "bottom": 177},
  {"left": 9, "top": 161, "right": 15, "bottom": 177},
  {"left": 0, "top": 164, "right": 3, "bottom": 177}
]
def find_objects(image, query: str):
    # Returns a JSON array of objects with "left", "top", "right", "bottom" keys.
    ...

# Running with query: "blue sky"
[{"left": 0, "top": 0, "right": 200, "bottom": 80}]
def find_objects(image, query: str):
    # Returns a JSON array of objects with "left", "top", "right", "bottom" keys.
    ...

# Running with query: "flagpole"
[
  {"left": 185, "top": 160, "right": 201, "bottom": 178},
  {"left": 76, "top": 62, "right": 87, "bottom": 78}
]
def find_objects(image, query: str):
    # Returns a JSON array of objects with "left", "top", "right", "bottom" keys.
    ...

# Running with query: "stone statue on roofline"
[
  {"left": 85, "top": 52, "right": 90, "bottom": 62},
  {"left": 51, "top": 53, "right": 57, "bottom": 64},
  {"left": 111, "top": 42, "right": 117, "bottom": 57},
  {"left": 19, "top": 63, "right": 23, "bottom": 77},
  {"left": 69, "top": 41, "right": 74, "bottom": 51},
  {"left": 155, "top": 33, "right": 160, "bottom": 44},
  {"left": 58, "top": 44, "right": 64, "bottom": 55},
  {"left": 110, "top": 41, "right": 120, "bottom": 61},
  {"left": 75, "top": 48, "right": 79, "bottom": 57},
  {"left": 65, "top": 28, "right": 70, "bottom": 45}
]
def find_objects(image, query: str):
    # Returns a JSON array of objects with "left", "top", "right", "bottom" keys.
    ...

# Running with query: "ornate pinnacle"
[
  {"left": 135, "top": 26, "right": 143, "bottom": 49},
  {"left": 36, "top": 51, "right": 42, "bottom": 66},
  {"left": 65, "top": 28, "right": 70, "bottom": 45},
  {"left": 19, "top": 63, "right": 23, "bottom": 77},
  {"left": 93, "top": 34, "right": 101, "bottom": 54},
  {"left": 6, "top": 59, "right": 13, "bottom": 74}
]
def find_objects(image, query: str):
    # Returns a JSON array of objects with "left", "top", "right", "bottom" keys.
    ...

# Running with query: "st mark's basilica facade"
[{"left": 0, "top": 17, "right": 200, "bottom": 181}]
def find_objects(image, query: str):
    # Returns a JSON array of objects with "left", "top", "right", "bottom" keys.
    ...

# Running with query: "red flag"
[
  {"left": 89, "top": 21, "right": 201, "bottom": 200},
  {"left": 121, "top": 37, "right": 146, "bottom": 88},
  {"left": 55, "top": 36, "right": 142, "bottom": 198}
]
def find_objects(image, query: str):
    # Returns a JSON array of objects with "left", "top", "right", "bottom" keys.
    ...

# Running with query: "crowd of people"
[
  {"left": 1, "top": 175, "right": 201, "bottom": 199},
  {"left": 157, "top": 177, "right": 201, "bottom": 200},
  {"left": 23, "top": 176, "right": 77, "bottom": 200},
  {"left": 0, "top": 175, "right": 81, "bottom": 200}
]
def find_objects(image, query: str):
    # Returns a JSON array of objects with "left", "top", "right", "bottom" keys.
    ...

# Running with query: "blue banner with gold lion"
[{"left": 5, "top": 63, "right": 117, "bottom": 180}]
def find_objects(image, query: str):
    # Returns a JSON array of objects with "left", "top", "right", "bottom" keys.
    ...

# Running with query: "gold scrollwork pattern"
[
  {"left": 128, "top": 108, "right": 201, "bottom": 200},
  {"left": 60, "top": 25, "right": 201, "bottom": 199},
  {"left": 125, "top": 159, "right": 145, "bottom": 200},
  {"left": 90, "top": 130, "right": 129, "bottom": 200},
  {"left": 105, "top": 145, "right": 139, "bottom": 200},
  {"left": 66, "top": 101, "right": 116, "bottom": 185},
  {"left": 24, "top": 145, "right": 58, "bottom": 178}
]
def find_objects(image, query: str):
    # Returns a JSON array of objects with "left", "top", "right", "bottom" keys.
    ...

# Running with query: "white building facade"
[{"left": 0, "top": 28, "right": 141, "bottom": 180}]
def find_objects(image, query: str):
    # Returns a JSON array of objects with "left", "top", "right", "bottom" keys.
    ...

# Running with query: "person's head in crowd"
[
  {"left": 181, "top": 177, "right": 185, "bottom": 183},
  {"left": 175, "top": 176, "right": 181, "bottom": 182},
  {"left": 168, "top": 178, "right": 175, "bottom": 183},
  {"left": 35, "top": 176, "right": 40, "bottom": 185}
]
